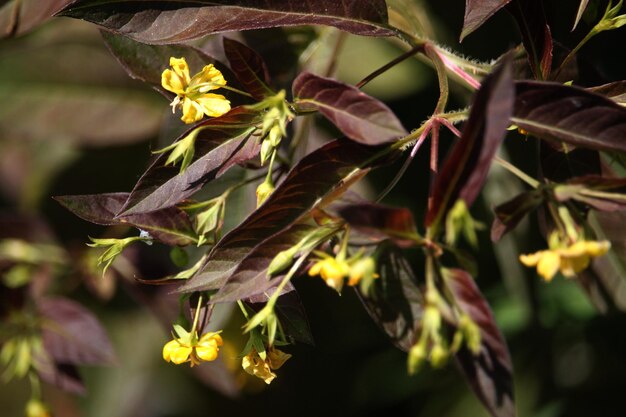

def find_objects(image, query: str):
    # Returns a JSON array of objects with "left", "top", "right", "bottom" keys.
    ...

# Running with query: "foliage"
[{"left": 1, "top": 0, "right": 626, "bottom": 416}]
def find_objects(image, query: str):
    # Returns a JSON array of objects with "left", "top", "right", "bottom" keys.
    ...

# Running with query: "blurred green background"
[{"left": 1, "top": 1, "right": 626, "bottom": 416}]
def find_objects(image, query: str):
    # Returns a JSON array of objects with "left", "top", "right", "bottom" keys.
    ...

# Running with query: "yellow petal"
[
  {"left": 199, "top": 332, "right": 223, "bottom": 347},
  {"left": 268, "top": 348, "right": 291, "bottom": 370},
  {"left": 584, "top": 240, "right": 611, "bottom": 257},
  {"left": 169, "top": 344, "right": 193, "bottom": 365},
  {"left": 519, "top": 252, "right": 542, "bottom": 267},
  {"left": 308, "top": 261, "right": 323, "bottom": 277},
  {"left": 190, "top": 64, "right": 227, "bottom": 90},
  {"left": 537, "top": 251, "right": 560, "bottom": 281},
  {"left": 181, "top": 98, "right": 205, "bottom": 124},
  {"left": 195, "top": 94, "right": 231, "bottom": 117},
  {"left": 162, "top": 339, "right": 179, "bottom": 362},
  {"left": 195, "top": 345, "right": 218, "bottom": 362},
  {"left": 169, "top": 57, "right": 190, "bottom": 84},
  {"left": 161, "top": 69, "right": 186, "bottom": 95}
]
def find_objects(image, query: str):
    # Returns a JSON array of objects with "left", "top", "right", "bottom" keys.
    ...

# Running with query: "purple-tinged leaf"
[
  {"left": 211, "top": 224, "right": 316, "bottom": 302},
  {"left": 248, "top": 290, "right": 314, "bottom": 345},
  {"left": 555, "top": 175, "right": 626, "bottom": 212},
  {"left": 0, "top": 0, "right": 77, "bottom": 38},
  {"left": 293, "top": 72, "right": 407, "bottom": 145},
  {"left": 338, "top": 202, "right": 418, "bottom": 248},
  {"left": 506, "top": 0, "right": 553, "bottom": 80},
  {"left": 36, "top": 360, "right": 85, "bottom": 395},
  {"left": 60, "top": 0, "right": 394, "bottom": 44},
  {"left": 589, "top": 81, "right": 626, "bottom": 104},
  {"left": 513, "top": 81, "right": 626, "bottom": 152},
  {"left": 223, "top": 37, "right": 274, "bottom": 100},
  {"left": 38, "top": 297, "right": 117, "bottom": 366},
  {"left": 120, "top": 107, "right": 262, "bottom": 215},
  {"left": 444, "top": 269, "right": 515, "bottom": 417},
  {"left": 491, "top": 189, "right": 544, "bottom": 241},
  {"left": 358, "top": 244, "right": 423, "bottom": 352},
  {"left": 426, "top": 56, "right": 514, "bottom": 231},
  {"left": 461, "top": 0, "right": 512, "bottom": 41},
  {"left": 54, "top": 193, "right": 197, "bottom": 246},
  {"left": 180, "top": 138, "right": 397, "bottom": 293},
  {"left": 573, "top": 0, "right": 590, "bottom": 30}
]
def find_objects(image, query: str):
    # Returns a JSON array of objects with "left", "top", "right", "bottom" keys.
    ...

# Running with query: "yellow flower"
[
  {"left": 162, "top": 330, "right": 223, "bottom": 367},
  {"left": 25, "top": 399, "right": 51, "bottom": 417},
  {"left": 519, "top": 240, "right": 610, "bottom": 281},
  {"left": 161, "top": 57, "right": 231, "bottom": 124},
  {"left": 242, "top": 347, "right": 291, "bottom": 384},
  {"left": 308, "top": 256, "right": 350, "bottom": 292}
]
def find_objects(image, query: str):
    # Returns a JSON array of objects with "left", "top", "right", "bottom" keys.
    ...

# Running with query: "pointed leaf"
[
  {"left": 223, "top": 37, "right": 274, "bottom": 100},
  {"left": 588, "top": 81, "right": 626, "bottom": 104},
  {"left": 338, "top": 202, "right": 418, "bottom": 248},
  {"left": 572, "top": 0, "right": 590, "bottom": 30},
  {"left": 506, "top": 0, "right": 553, "bottom": 80},
  {"left": 180, "top": 138, "right": 397, "bottom": 293},
  {"left": 358, "top": 244, "right": 424, "bottom": 352},
  {"left": 512, "top": 81, "right": 626, "bottom": 152},
  {"left": 445, "top": 269, "right": 515, "bottom": 417},
  {"left": 461, "top": 0, "right": 512, "bottom": 41},
  {"left": 120, "top": 107, "right": 262, "bottom": 215},
  {"left": 211, "top": 224, "right": 316, "bottom": 303},
  {"left": 491, "top": 189, "right": 544, "bottom": 241},
  {"left": 60, "top": 0, "right": 393, "bottom": 44},
  {"left": 426, "top": 56, "right": 514, "bottom": 231},
  {"left": 54, "top": 193, "right": 197, "bottom": 246},
  {"left": 0, "top": 0, "right": 77, "bottom": 38},
  {"left": 293, "top": 72, "right": 407, "bottom": 145},
  {"left": 38, "top": 297, "right": 117, "bottom": 366}
]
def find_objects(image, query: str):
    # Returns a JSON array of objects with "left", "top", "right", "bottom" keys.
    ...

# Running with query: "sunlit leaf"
[
  {"left": 61, "top": 0, "right": 394, "bottom": 44},
  {"left": 512, "top": 81, "right": 626, "bottom": 152},
  {"left": 54, "top": 193, "right": 197, "bottom": 246},
  {"left": 0, "top": 0, "right": 77, "bottom": 38},
  {"left": 180, "top": 138, "right": 396, "bottom": 293},
  {"left": 444, "top": 269, "right": 515, "bottom": 417},
  {"left": 426, "top": 56, "right": 514, "bottom": 232},
  {"left": 293, "top": 72, "right": 407, "bottom": 145},
  {"left": 119, "top": 107, "right": 262, "bottom": 215},
  {"left": 572, "top": 0, "right": 590, "bottom": 30}
]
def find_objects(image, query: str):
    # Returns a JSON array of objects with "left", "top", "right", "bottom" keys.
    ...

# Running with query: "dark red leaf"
[
  {"left": 180, "top": 138, "right": 397, "bottom": 293},
  {"left": 293, "top": 72, "right": 407, "bottom": 145},
  {"left": 506, "top": 0, "right": 553, "bottom": 80},
  {"left": 358, "top": 244, "right": 424, "bottom": 352},
  {"left": 223, "top": 37, "right": 274, "bottom": 100},
  {"left": 338, "top": 202, "right": 418, "bottom": 248},
  {"left": 54, "top": 193, "right": 197, "bottom": 246},
  {"left": 119, "top": 107, "right": 262, "bottom": 215},
  {"left": 588, "top": 81, "right": 626, "bottom": 104},
  {"left": 60, "top": 0, "right": 393, "bottom": 44},
  {"left": 426, "top": 56, "right": 514, "bottom": 231},
  {"left": 36, "top": 360, "right": 85, "bottom": 395},
  {"left": 445, "top": 269, "right": 515, "bottom": 417},
  {"left": 491, "top": 189, "right": 544, "bottom": 241},
  {"left": 0, "top": 0, "right": 77, "bottom": 38},
  {"left": 38, "top": 297, "right": 117, "bottom": 366},
  {"left": 210, "top": 224, "right": 316, "bottom": 302},
  {"left": 513, "top": 81, "right": 626, "bottom": 152},
  {"left": 461, "top": 0, "right": 512, "bottom": 41}
]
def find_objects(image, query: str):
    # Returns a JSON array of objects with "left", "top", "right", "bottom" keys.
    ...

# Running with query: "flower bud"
[
  {"left": 429, "top": 344, "right": 449, "bottom": 368},
  {"left": 25, "top": 399, "right": 51, "bottom": 417},
  {"left": 256, "top": 180, "right": 275, "bottom": 207},
  {"left": 407, "top": 343, "right": 427, "bottom": 375}
]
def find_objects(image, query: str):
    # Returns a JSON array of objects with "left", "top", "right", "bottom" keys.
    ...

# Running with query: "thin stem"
[
  {"left": 356, "top": 43, "right": 425, "bottom": 89},
  {"left": 220, "top": 84, "right": 254, "bottom": 98},
  {"left": 428, "top": 125, "right": 440, "bottom": 211},
  {"left": 425, "top": 43, "right": 450, "bottom": 115},
  {"left": 237, "top": 300, "right": 250, "bottom": 320},
  {"left": 190, "top": 295, "right": 203, "bottom": 334},
  {"left": 493, "top": 156, "right": 540, "bottom": 188}
]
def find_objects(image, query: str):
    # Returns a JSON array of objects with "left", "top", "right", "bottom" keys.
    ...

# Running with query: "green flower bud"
[
  {"left": 430, "top": 344, "right": 449, "bottom": 368},
  {"left": 267, "top": 247, "right": 298, "bottom": 276},
  {"left": 256, "top": 180, "right": 275, "bottom": 207},
  {"left": 407, "top": 343, "right": 427, "bottom": 375}
]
